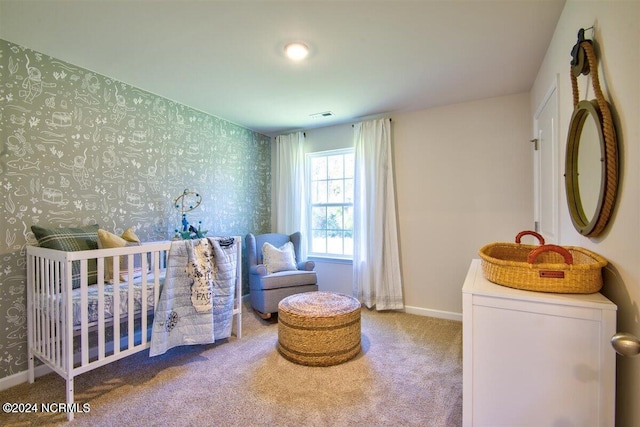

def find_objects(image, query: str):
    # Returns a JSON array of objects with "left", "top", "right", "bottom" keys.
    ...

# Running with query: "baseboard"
[
  {"left": 403, "top": 305, "right": 462, "bottom": 322},
  {"left": 0, "top": 363, "right": 52, "bottom": 392}
]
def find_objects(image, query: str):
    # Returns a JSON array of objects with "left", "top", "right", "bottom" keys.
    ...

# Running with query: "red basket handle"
[
  {"left": 515, "top": 230, "right": 545, "bottom": 245},
  {"left": 527, "top": 244, "right": 574, "bottom": 265}
]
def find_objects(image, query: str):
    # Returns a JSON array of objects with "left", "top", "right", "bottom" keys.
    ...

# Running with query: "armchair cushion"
[
  {"left": 254, "top": 270, "right": 318, "bottom": 291},
  {"left": 262, "top": 241, "right": 297, "bottom": 274}
]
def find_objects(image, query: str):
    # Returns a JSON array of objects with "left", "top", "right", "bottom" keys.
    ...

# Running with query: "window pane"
[
  {"left": 327, "top": 231, "right": 344, "bottom": 254},
  {"left": 327, "top": 155, "right": 344, "bottom": 179},
  {"left": 312, "top": 181, "right": 327, "bottom": 204},
  {"left": 312, "top": 207, "right": 327, "bottom": 229},
  {"left": 344, "top": 206, "right": 353, "bottom": 232},
  {"left": 344, "top": 178, "right": 354, "bottom": 203},
  {"left": 328, "top": 179, "right": 344, "bottom": 203},
  {"left": 312, "top": 230, "right": 327, "bottom": 253},
  {"left": 312, "top": 157, "right": 327, "bottom": 180},
  {"left": 327, "top": 206, "right": 343, "bottom": 232}
]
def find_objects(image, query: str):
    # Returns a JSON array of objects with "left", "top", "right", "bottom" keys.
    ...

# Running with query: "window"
[{"left": 307, "top": 149, "right": 354, "bottom": 258}]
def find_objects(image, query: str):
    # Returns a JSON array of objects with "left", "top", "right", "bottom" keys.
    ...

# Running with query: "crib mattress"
[{"left": 37, "top": 272, "right": 166, "bottom": 329}]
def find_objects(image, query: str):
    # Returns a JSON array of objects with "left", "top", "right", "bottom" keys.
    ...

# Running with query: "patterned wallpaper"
[{"left": 0, "top": 39, "right": 271, "bottom": 379}]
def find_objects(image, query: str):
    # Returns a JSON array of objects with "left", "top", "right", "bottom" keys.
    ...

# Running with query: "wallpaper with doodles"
[{"left": 0, "top": 38, "right": 272, "bottom": 379}]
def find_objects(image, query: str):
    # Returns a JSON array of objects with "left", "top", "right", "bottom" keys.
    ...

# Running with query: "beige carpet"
[{"left": 1, "top": 302, "right": 463, "bottom": 427}]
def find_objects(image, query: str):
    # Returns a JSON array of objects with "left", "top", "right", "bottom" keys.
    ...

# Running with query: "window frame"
[{"left": 306, "top": 148, "right": 355, "bottom": 260}]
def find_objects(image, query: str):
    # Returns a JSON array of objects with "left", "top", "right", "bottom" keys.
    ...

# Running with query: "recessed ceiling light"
[{"left": 284, "top": 42, "right": 309, "bottom": 61}]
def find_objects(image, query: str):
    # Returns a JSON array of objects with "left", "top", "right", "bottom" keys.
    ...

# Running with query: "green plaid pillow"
[{"left": 31, "top": 224, "right": 100, "bottom": 289}]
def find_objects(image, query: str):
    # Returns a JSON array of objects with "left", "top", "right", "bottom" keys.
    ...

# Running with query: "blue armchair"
[{"left": 246, "top": 232, "right": 318, "bottom": 319}]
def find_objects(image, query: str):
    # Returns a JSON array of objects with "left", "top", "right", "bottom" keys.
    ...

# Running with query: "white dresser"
[{"left": 462, "top": 259, "right": 616, "bottom": 427}]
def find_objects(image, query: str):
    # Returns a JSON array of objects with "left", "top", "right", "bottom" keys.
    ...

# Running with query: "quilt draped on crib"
[{"left": 149, "top": 237, "right": 237, "bottom": 357}]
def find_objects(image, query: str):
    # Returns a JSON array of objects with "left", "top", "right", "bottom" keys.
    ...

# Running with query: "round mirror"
[
  {"left": 565, "top": 99, "right": 617, "bottom": 237},
  {"left": 577, "top": 106, "right": 602, "bottom": 221}
]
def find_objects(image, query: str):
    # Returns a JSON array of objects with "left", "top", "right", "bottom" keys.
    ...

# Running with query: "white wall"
[
  {"left": 392, "top": 93, "right": 533, "bottom": 317},
  {"left": 295, "top": 93, "right": 533, "bottom": 317},
  {"left": 530, "top": 2, "right": 640, "bottom": 426},
  {"left": 304, "top": 122, "right": 354, "bottom": 153}
]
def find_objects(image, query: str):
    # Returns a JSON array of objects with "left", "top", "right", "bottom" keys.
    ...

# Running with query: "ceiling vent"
[{"left": 310, "top": 111, "right": 334, "bottom": 119}]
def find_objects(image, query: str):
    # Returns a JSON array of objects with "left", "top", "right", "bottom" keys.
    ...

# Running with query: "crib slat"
[
  {"left": 152, "top": 251, "right": 162, "bottom": 345},
  {"left": 235, "top": 237, "right": 242, "bottom": 339},
  {"left": 152, "top": 250, "right": 161, "bottom": 306},
  {"left": 50, "top": 260, "right": 56, "bottom": 367},
  {"left": 41, "top": 259, "right": 47, "bottom": 361},
  {"left": 40, "top": 257, "right": 47, "bottom": 362},
  {"left": 52, "top": 259, "right": 60, "bottom": 363},
  {"left": 127, "top": 253, "right": 134, "bottom": 349},
  {"left": 113, "top": 259, "right": 120, "bottom": 355},
  {"left": 64, "top": 257, "right": 74, "bottom": 379},
  {"left": 80, "top": 258, "right": 89, "bottom": 367},
  {"left": 27, "top": 253, "right": 36, "bottom": 383},
  {"left": 97, "top": 257, "right": 105, "bottom": 360},
  {"left": 141, "top": 253, "right": 149, "bottom": 343},
  {"left": 51, "top": 259, "right": 59, "bottom": 364},
  {"left": 46, "top": 258, "right": 54, "bottom": 364},
  {"left": 33, "top": 257, "right": 40, "bottom": 359}
]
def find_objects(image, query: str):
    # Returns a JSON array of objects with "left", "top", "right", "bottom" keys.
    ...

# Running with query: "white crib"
[{"left": 26, "top": 238, "right": 242, "bottom": 421}]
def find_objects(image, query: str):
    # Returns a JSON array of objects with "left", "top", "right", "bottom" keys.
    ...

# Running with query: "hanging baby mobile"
[{"left": 173, "top": 189, "right": 208, "bottom": 240}]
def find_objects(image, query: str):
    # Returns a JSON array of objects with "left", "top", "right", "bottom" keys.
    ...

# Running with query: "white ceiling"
[{"left": 0, "top": 0, "right": 565, "bottom": 137}]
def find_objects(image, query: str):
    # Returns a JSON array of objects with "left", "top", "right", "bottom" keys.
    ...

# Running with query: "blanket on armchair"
[{"left": 149, "top": 237, "right": 237, "bottom": 357}]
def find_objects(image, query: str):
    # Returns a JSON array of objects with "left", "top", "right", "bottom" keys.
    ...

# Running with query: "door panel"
[{"left": 533, "top": 78, "right": 559, "bottom": 243}]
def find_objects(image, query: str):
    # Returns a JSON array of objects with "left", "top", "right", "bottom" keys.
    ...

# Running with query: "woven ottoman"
[{"left": 277, "top": 291, "right": 361, "bottom": 366}]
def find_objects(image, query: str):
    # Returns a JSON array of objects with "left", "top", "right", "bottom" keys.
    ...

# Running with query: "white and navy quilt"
[{"left": 149, "top": 237, "right": 237, "bottom": 357}]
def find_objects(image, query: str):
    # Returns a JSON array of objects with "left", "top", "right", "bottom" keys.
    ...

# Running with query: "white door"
[{"left": 533, "top": 78, "right": 559, "bottom": 243}]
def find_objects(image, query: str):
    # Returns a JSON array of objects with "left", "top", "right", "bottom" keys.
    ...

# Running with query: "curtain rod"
[{"left": 352, "top": 118, "right": 392, "bottom": 128}]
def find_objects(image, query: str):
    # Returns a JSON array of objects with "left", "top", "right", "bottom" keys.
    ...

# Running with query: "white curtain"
[
  {"left": 274, "top": 131, "right": 307, "bottom": 259},
  {"left": 353, "top": 118, "right": 404, "bottom": 310}
]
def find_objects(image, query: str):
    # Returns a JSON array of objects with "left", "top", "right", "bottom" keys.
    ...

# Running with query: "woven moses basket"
[{"left": 479, "top": 231, "right": 608, "bottom": 294}]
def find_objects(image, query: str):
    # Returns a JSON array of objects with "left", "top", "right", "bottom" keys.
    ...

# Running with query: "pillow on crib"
[
  {"left": 97, "top": 228, "right": 142, "bottom": 248},
  {"left": 31, "top": 224, "right": 99, "bottom": 288},
  {"left": 97, "top": 229, "right": 143, "bottom": 282},
  {"left": 262, "top": 241, "right": 297, "bottom": 274},
  {"left": 121, "top": 227, "right": 141, "bottom": 243}
]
